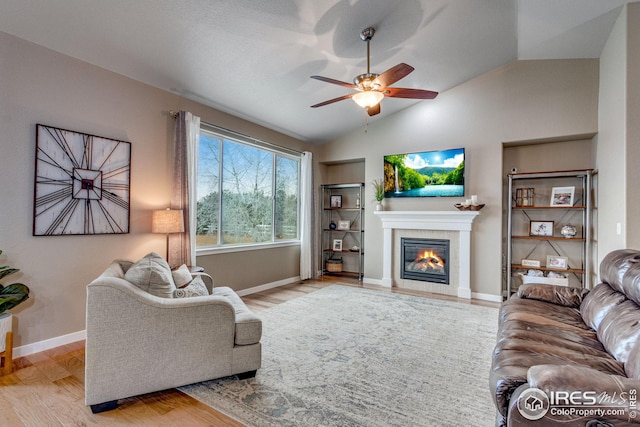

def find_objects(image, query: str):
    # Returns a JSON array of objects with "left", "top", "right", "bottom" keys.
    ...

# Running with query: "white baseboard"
[
  {"left": 363, "top": 277, "right": 384, "bottom": 286},
  {"left": 471, "top": 292, "right": 503, "bottom": 303},
  {"left": 14, "top": 329, "right": 86, "bottom": 358},
  {"left": 235, "top": 276, "right": 301, "bottom": 297}
]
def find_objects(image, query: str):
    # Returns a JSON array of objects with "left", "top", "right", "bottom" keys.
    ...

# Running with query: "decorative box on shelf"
[{"left": 515, "top": 188, "right": 534, "bottom": 207}]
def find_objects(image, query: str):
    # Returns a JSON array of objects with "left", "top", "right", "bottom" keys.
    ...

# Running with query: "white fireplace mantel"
[{"left": 374, "top": 210, "right": 480, "bottom": 298}]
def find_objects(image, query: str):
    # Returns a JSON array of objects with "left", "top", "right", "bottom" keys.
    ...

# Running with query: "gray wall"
[
  {"left": 0, "top": 31, "right": 313, "bottom": 351},
  {"left": 596, "top": 3, "right": 640, "bottom": 259}
]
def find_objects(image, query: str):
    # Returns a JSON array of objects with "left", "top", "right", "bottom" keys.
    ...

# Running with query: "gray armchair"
[{"left": 85, "top": 259, "right": 262, "bottom": 413}]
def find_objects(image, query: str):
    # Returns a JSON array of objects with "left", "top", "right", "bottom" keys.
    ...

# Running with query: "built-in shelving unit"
[
  {"left": 506, "top": 169, "right": 593, "bottom": 296},
  {"left": 321, "top": 183, "right": 364, "bottom": 280}
]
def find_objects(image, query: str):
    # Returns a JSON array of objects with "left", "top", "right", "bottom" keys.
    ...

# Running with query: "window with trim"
[{"left": 196, "top": 127, "right": 300, "bottom": 248}]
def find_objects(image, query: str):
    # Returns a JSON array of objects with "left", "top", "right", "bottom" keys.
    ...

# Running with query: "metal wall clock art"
[{"left": 33, "top": 124, "right": 131, "bottom": 236}]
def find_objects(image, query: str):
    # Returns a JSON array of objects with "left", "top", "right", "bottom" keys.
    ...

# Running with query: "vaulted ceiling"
[{"left": 0, "top": 0, "right": 632, "bottom": 144}]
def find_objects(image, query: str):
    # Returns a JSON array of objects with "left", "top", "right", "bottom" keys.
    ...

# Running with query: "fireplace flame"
[{"left": 415, "top": 250, "right": 445, "bottom": 271}]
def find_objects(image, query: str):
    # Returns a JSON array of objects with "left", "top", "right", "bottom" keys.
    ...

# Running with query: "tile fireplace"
[{"left": 374, "top": 210, "right": 480, "bottom": 298}]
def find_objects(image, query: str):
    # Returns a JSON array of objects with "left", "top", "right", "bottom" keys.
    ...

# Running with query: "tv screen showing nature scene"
[{"left": 383, "top": 148, "right": 464, "bottom": 197}]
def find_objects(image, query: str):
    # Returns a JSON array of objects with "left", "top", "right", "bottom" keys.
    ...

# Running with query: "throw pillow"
[
  {"left": 173, "top": 276, "right": 209, "bottom": 298},
  {"left": 171, "top": 264, "right": 192, "bottom": 288},
  {"left": 124, "top": 252, "right": 176, "bottom": 298}
]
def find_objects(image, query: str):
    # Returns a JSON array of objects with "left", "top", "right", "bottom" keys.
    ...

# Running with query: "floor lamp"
[{"left": 152, "top": 208, "right": 185, "bottom": 263}]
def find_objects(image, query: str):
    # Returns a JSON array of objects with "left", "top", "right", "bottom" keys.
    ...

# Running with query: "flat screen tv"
[{"left": 383, "top": 148, "right": 464, "bottom": 198}]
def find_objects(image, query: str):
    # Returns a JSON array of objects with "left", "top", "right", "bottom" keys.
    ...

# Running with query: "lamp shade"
[
  {"left": 152, "top": 209, "right": 184, "bottom": 234},
  {"left": 352, "top": 90, "right": 384, "bottom": 108}
]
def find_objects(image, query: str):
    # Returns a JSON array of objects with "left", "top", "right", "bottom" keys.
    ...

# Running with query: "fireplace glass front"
[{"left": 401, "top": 238, "right": 450, "bottom": 284}]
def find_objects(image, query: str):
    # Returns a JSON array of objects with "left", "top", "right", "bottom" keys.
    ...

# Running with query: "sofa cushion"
[
  {"left": 213, "top": 286, "right": 262, "bottom": 346},
  {"left": 124, "top": 252, "right": 176, "bottom": 298},
  {"left": 580, "top": 282, "right": 627, "bottom": 331},
  {"left": 498, "top": 319, "right": 605, "bottom": 356},
  {"left": 173, "top": 276, "right": 209, "bottom": 298},
  {"left": 99, "top": 260, "right": 127, "bottom": 280},
  {"left": 499, "top": 297, "right": 591, "bottom": 334},
  {"left": 517, "top": 283, "right": 588, "bottom": 308},
  {"left": 171, "top": 264, "right": 193, "bottom": 288},
  {"left": 599, "top": 249, "right": 640, "bottom": 294},
  {"left": 621, "top": 261, "right": 640, "bottom": 306},
  {"left": 597, "top": 299, "right": 640, "bottom": 364},
  {"left": 625, "top": 340, "right": 640, "bottom": 378}
]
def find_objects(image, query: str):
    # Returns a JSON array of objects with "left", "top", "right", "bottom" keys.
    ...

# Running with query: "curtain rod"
[{"left": 169, "top": 110, "right": 304, "bottom": 156}]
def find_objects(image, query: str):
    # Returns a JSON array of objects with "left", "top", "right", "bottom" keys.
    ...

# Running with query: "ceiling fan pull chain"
[{"left": 366, "top": 39, "right": 371, "bottom": 74}]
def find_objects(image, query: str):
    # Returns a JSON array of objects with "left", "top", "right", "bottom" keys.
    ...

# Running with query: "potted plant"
[
  {"left": 372, "top": 179, "right": 385, "bottom": 211},
  {"left": 0, "top": 249, "right": 30, "bottom": 356}
]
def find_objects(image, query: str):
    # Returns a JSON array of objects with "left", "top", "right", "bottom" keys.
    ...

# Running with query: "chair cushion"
[
  {"left": 213, "top": 287, "right": 262, "bottom": 346},
  {"left": 124, "top": 252, "right": 176, "bottom": 298},
  {"left": 171, "top": 264, "right": 193, "bottom": 287},
  {"left": 173, "top": 276, "right": 209, "bottom": 298}
]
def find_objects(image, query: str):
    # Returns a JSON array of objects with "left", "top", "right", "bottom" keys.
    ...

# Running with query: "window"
[{"left": 196, "top": 128, "right": 300, "bottom": 249}]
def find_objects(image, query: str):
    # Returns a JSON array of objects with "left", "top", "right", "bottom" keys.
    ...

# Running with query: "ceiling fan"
[{"left": 310, "top": 27, "right": 438, "bottom": 117}]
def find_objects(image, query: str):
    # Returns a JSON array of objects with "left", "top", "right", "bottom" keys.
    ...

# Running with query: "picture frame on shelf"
[
  {"left": 550, "top": 186, "right": 575, "bottom": 206},
  {"left": 332, "top": 239, "right": 343, "bottom": 252},
  {"left": 547, "top": 255, "right": 568, "bottom": 270},
  {"left": 337, "top": 220, "right": 350, "bottom": 230},
  {"left": 530, "top": 220, "right": 554, "bottom": 237},
  {"left": 330, "top": 195, "right": 342, "bottom": 208},
  {"left": 521, "top": 259, "right": 541, "bottom": 268}
]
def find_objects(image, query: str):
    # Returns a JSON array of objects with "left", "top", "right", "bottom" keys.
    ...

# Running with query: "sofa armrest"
[
  {"left": 191, "top": 272, "right": 214, "bottom": 294},
  {"left": 506, "top": 365, "right": 639, "bottom": 426},
  {"left": 528, "top": 364, "right": 639, "bottom": 403},
  {"left": 517, "top": 283, "right": 589, "bottom": 308}
]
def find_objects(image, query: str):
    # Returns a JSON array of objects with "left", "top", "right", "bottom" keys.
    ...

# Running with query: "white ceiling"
[{"left": 0, "top": 0, "right": 632, "bottom": 144}]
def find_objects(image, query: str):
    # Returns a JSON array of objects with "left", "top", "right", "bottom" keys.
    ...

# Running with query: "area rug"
[{"left": 179, "top": 285, "right": 499, "bottom": 426}]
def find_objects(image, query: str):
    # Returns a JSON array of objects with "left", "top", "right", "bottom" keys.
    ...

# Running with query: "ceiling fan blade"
[
  {"left": 310, "top": 75, "right": 356, "bottom": 89},
  {"left": 366, "top": 103, "right": 381, "bottom": 116},
  {"left": 375, "top": 63, "right": 414, "bottom": 89},
  {"left": 310, "top": 93, "right": 354, "bottom": 108},
  {"left": 385, "top": 87, "right": 438, "bottom": 99}
]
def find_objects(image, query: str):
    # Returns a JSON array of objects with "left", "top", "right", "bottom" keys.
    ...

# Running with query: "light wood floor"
[{"left": 0, "top": 277, "right": 498, "bottom": 427}]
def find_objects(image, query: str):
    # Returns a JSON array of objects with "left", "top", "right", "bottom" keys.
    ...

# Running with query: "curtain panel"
[
  {"left": 170, "top": 111, "right": 200, "bottom": 267},
  {"left": 299, "top": 151, "right": 314, "bottom": 280}
]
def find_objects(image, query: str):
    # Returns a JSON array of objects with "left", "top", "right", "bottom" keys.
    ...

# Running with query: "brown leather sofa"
[{"left": 491, "top": 249, "right": 640, "bottom": 426}]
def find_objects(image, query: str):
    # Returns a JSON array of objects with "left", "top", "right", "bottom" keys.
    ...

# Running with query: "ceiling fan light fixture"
[{"left": 352, "top": 90, "right": 384, "bottom": 108}]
